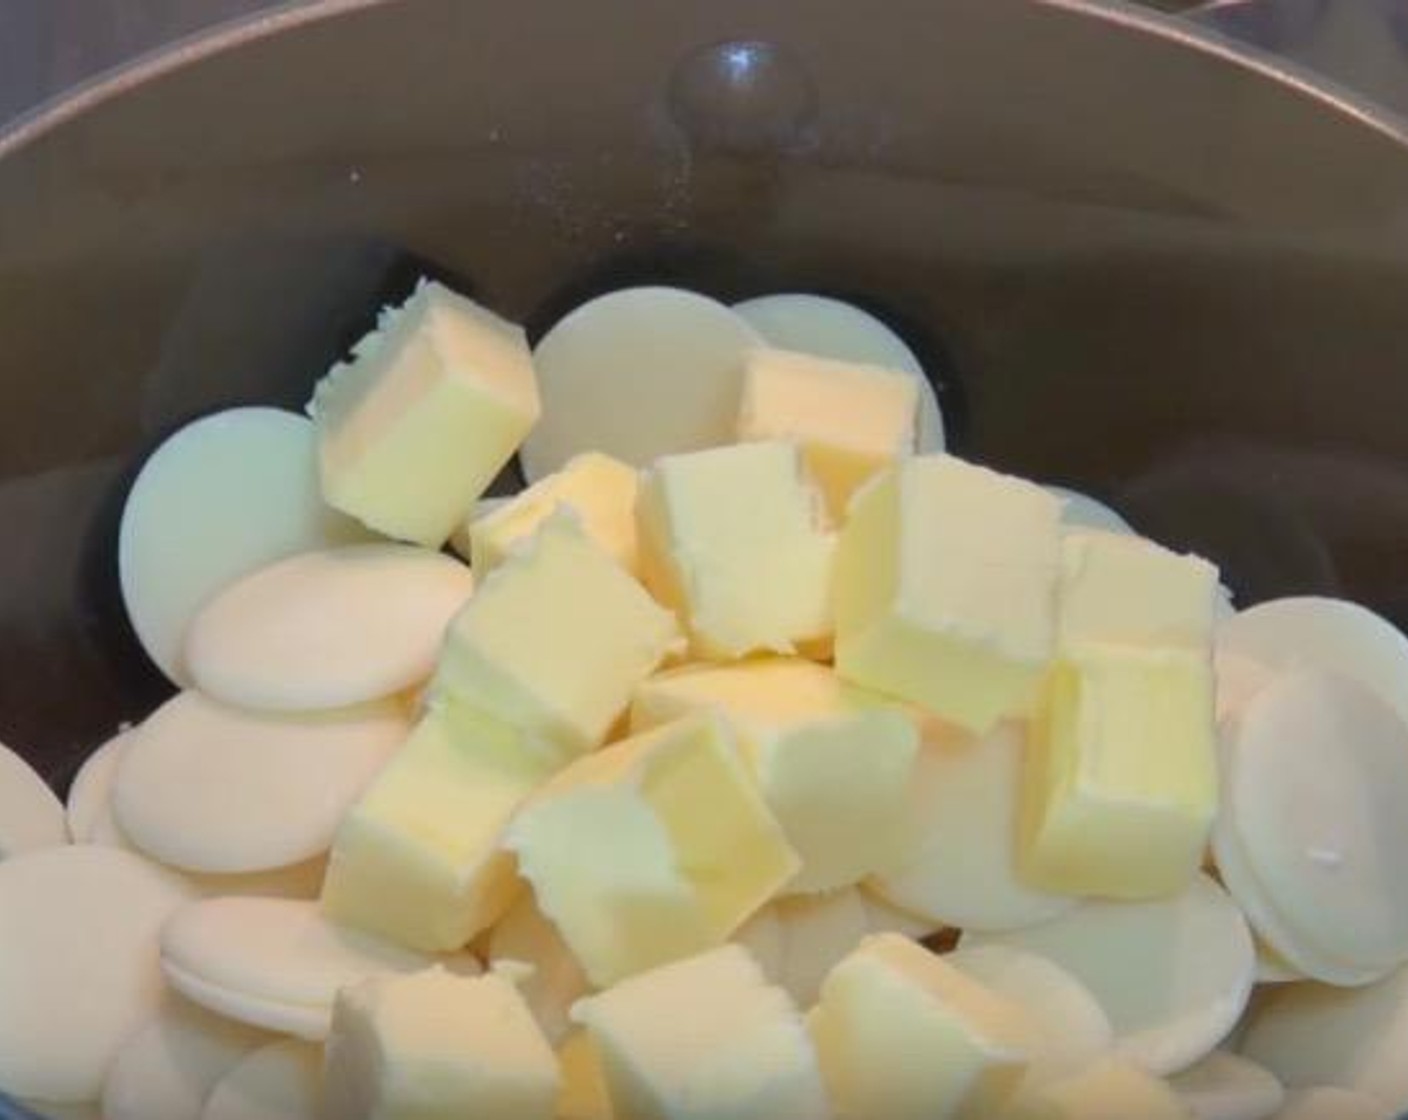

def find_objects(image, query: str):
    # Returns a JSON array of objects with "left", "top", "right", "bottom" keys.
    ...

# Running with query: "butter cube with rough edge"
[
  {"left": 834, "top": 454, "right": 1061, "bottom": 732},
  {"left": 1021, "top": 648, "right": 1217, "bottom": 900},
  {"left": 637, "top": 441, "right": 836, "bottom": 660},
  {"left": 322, "top": 967, "right": 559, "bottom": 1120},
  {"left": 571, "top": 944, "right": 832, "bottom": 1120},
  {"left": 320, "top": 699, "right": 547, "bottom": 952},
  {"left": 309, "top": 280, "right": 540, "bottom": 547},
  {"left": 808, "top": 933, "right": 1033, "bottom": 1120},
  {"left": 737, "top": 347, "right": 919, "bottom": 520},
  {"left": 458, "top": 452, "right": 639, "bottom": 576},
  {"left": 505, "top": 713, "right": 800, "bottom": 987},
  {"left": 1059, "top": 530, "right": 1218, "bottom": 656},
  {"left": 630, "top": 658, "right": 918, "bottom": 894},
  {"left": 434, "top": 510, "right": 681, "bottom": 762}
]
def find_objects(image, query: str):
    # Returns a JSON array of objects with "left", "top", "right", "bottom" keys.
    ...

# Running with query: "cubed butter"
[
  {"left": 459, "top": 452, "right": 639, "bottom": 576},
  {"left": 322, "top": 966, "right": 558, "bottom": 1120},
  {"left": 808, "top": 933, "right": 1033, "bottom": 1120},
  {"left": 571, "top": 944, "right": 831, "bottom": 1120},
  {"left": 434, "top": 511, "right": 680, "bottom": 761},
  {"left": 505, "top": 713, "right": 799, "bottom": 987},
  {"left": 736, "top": 347, "right": 919, "bottom": 519},
  {"left": 309, "top": 280, "right": 540, "bottom": 547},
  {"left": 630, "top": 658, "right": 918, "bottom": 894},
  {"left": 320, "top": 701, "right": 546, "bottom": 952},
  {"left": 1006, "top": 1058, "right": 1192, "bottom": 1120},
  {"left": 1059, "top": 531, "right": 1217, "bottom": 655},
  {"left": 1021, "top": 648, "right": 1216, "bottom": 899},
  {"left": 557, "top": 1031, "right": 614, "bottom": 1120},
  {"left": 834, "top": 455, "right": 1061, "bottom": 732},
  {"left": 637, "top": 441, "right": 836, "bottom": 659}
]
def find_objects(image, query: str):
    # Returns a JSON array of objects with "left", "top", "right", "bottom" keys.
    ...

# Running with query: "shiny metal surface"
[{"left": 2, "top": 4, "right": 1408, "bottom": 1109}]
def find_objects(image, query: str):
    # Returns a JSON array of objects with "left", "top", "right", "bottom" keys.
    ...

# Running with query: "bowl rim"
[{"left": 2, "top": 0, "right": 1407, "bottom": 168}]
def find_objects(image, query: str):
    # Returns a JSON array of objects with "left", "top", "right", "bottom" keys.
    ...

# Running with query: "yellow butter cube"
[
  {"left": 736, "top": 347, "right": 919, "bottom": 519},
  {"left": 434, "top": 512, "right": 680, "bottom": 761},
  {"left": 505, "top": 714, "right": 799, "bottom": 987},
  {"left": 458, "top": 452, "right": 639, "bottom": 577},
  {"left": 323, "top": 967, "right": 559, "bottom": 1120},
  {"left": 834, "top": 455, "right": 1061, "bottom": 732},
  {"left": 1006, "top": 1058, "right": 1192, "bottom": 1120},
  {"left": 638, "top": 441, "right": 836, "bottom": 659},
  {"left": 320, "top": 700, "right": 546, "bottom": 952},
  {"left": 1021, "top": 649, "right": 1217, "bottom": 900},
  {"left": 809, "top": 933, "right": 1032, "bottom": 1120},
  {"left": 310, "top": 281, "right": 541, "bottom": 547},
  {"left": 556, "top": 1032, "right": 614, "bottom": 1120},
  {"left": 572, "top": 944, "right": 831, "bottom": 1120},
  {"left": 1059, "top": 531, "right": 1218, "bottom": 656},
  {"left": 630, "top": 658, "right": 918, "bottom": 894}
]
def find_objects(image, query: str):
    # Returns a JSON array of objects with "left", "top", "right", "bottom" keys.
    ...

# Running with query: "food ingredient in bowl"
[
  {"left": 0, "top": 741, "right": 67, "bottom": 857},
  {"left": 487, "top": 893, "right": 591, "bottom": 1045},
  {"left": 1167, "top": 1050, "right": 1284, "bottom": 1120},
  {"left": 200, "top": 1039, "right": 323, "bottom": 1120},
  {"left": 184, "top": 543, "right": 474, "bottom": 712},
  {"left": 63, "top": 729, "right": 130, "bottom": 844}
]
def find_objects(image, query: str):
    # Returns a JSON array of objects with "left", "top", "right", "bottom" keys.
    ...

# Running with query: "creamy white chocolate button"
[
  {"left": 869, "top": 722, "right": 1074, "bottom": 931},
  {"left": 773, "top": 888, "right": 872, "bottom": 1008},
  {"left": 487, "top": 892, "right": 590, "bottom": 1045},
  {"left": 1271, "top": 1088, "right": 1394, "bottom": 1120},
  {"left": 963, "top": 873, "right": 1255, "bottom": 1075},
  {"left": 1215, "top": 650, "right": 1278, "bottom": 727},
  {"left": 1169, "top": 1051, "right": 1284, "bottom": 1120},
  {"left": 948, "top": 944, "right": 1113, "bottom": 1091},
  {"left": 160, "top": 897, "right": 477, "bottom": 1040},
  {"left": 0, "top": 741, "right": 66, "bottom": 858},
  {"left": 64, "top": 731, "right": 129, "bottom": 844},
  {"left": 1047, "top": 486, "right": 1136, "bottom": 536},
  {"left": 522, "top": 287, "right": 761, "bottom": 478},
  {"left": 1217, "top": 597, "right": 1408, "bottom": 728},
  {"left": 185, "top": 543, "right": 473, "bottom": 712},
  {"left": 102, "top": 998, "right": 269, "bottom": 1120},
  {"left": 119, "top": 408, "right": 365, "bottom": 684},
  {"left": 732, "top": 292, "right": 945, "bottom": 452},
  {"left": 1223, "top": 671, "right": 1408, "bottom": 974},
  {"left": 113, "top": 691, "right": 406, "bottom": 874},
  {"left": 200, "top": 1040, "right": 323, "bottom": 1120},
  {"left": 1240, "top": 965, "right": 1408, "bottom": 1110},
  {"left": 0, "top": 846, "right": 193, "bottom": 1102}
]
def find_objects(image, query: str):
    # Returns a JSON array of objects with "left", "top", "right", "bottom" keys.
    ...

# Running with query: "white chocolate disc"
[
  {"left": 185, "top": 544, "right": 473, "bottom": 712},
  {"left": 522, "top": 287, "right": 761, "bottom": 479},
  {"left": 200, "top": 1040, "right": 323, "bottom": 1120},
  {"left": 1240, "top": 965, "right": 1408, "bottom": 1110},
  {"left": 1169, "top": 1051, "right": 1284, "bottom": 1120},
  {"left": 118, "top": 408, "right": 365, "bottom": 684},
  {"left": 102, "top": 998, "right": 269, "bottom": 1120},
  {"left": 732, "top": 293, "right": 944, "bottom": 452},
  {"left": 948, "top": 944, "right": 1113, "bottom": 1089},
  {"left": 962, "top": 874, "right": 1254, "bottom": 1075},
  {"left": 0, "top": 741, "right": 66, "bottom": 858},
  {"left": 1225, "top": 671, "right": 1408, "bottom": 973},
  {"left": 113, "top": 692, "right": 406, "bottom": 874},
  {"left": 868, "top": 724, "right": 1074, "bottom": 931},
  {"left": 1270, "top": 1088, "right": 1394, "bottom": 1120},
  {"left": 0, "top": 846, "right": 192, "bottom": 1101},
  {"left": 65, "top": 731, "right": 129, "bottom": 844},
  {"left": 1217, "top": 597, "right": 1408, "bottom": 729},
  {"left": 773, "top": 888, "right": 870, "bottom": 1007}
]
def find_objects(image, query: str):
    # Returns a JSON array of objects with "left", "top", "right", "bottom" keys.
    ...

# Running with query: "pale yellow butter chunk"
[
  {"left": 1021, "top": 648, "right": 1216, "bottom": 899},
  {"left": 572, "top": 944, "right": 831, "bottom": 1120},
  {"left": 834, "top": 455, "right": 1061, "bottom": 732},
  {"left": 630, "top": 658, "right": 918, "bottom": 894},
  {"left": 1007, "top": 1059, "right": 1192, "bottom": 1120},
  {"left": 459, "top": 452, "right": 639, "bottom": 576},
  {"left": 309, "top": 280, "right": 541, "bottom": 546},
  {"left": 736, "top": 347, "right": 919, "bottom": 519},
  {"left": 434, "top": 511, "right": 680, "bottom": 761},
  {"left": 808, "top": 933, "right": 1032, "bottom": 1120},
  {"left": 505, "top": 714, "right": 799, "bottom": 987},
  {"left": 320, "top": 701, "right": 549, "bottom": 952},
  {"left": 638, "top": 441, "right": 836, "bottom": 659},
  {"left": 323, "top": 967, "right": 559, "bottom": 1120},
  {"left": 1059, "top": 530, "right": 1218, "bottom": 655}
]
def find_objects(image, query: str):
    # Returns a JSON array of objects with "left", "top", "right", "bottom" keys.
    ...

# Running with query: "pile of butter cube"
[{"left": 2, "top": 282, "right": 1408, "bottom": 1120}]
